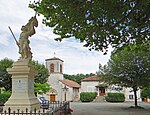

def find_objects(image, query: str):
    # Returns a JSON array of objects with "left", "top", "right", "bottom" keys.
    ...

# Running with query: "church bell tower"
[{"left": 45, "top": 56, "right": 64, "bottom": 101}]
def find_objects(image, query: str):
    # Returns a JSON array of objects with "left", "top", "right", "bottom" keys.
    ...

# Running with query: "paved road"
[{"left": 70, "top": 102, "right": 150, "bottom": 115}]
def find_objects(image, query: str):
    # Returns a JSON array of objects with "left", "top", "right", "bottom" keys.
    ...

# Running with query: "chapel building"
[{"left": 45, "top": 56, "right": 80, "bottom": 102}]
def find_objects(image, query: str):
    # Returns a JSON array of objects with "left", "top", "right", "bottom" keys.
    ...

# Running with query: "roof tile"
[
  {"left": 82, "top": 76, "right": 99, "bottom": 81},
  {"left": 60, "top": 79, "right": 80, "bottom": 88}
]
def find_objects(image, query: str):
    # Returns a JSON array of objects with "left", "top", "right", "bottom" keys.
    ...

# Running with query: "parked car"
[{"left": 38, "top": 97, "right": 49, "bottom": 109}]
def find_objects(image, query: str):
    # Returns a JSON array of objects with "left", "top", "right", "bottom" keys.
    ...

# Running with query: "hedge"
[
  {"left": 0, "top": 92, "right": 11, "bottom": 105},
  {"left": 105, "top": 92, "right": 125, "bottom": 102},
  {"left": 80, "top": 92, "right": 97, "bottom": 102}
]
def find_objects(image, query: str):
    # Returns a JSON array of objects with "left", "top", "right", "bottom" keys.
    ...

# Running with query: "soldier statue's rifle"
[{"left": 8, "top": 26, "right": 19, "bottom": 47}]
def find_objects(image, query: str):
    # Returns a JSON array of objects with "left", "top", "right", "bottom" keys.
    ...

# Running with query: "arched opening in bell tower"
[
  {"left": 60, "top": 64, "right": 62, "bottom": 73},
  {"left": 50, "top": 63, "right": 54, "bottom": 73}
]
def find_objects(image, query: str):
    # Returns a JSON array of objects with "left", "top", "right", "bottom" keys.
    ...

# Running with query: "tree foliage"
[
  {"left": 31, "top": 61, "right": 49, "bottom": 84},
  {"left": 0, "top": 91, "right": 11, "bottom": 105},
  {"left": 64, "top": 73, "right": 95, "bottom": 84},
  {"left": 30, "top": 0, "right": 150, "bottom": 52},
  {"left": 32, "top": 61, "right": 50, "bottom": 94},
  {"left": 141, "top": 87, "right": 150, "bottom": 98},
  {"left": 0, "top": 58, "right": 13, "bottom": 91},
  {"left": 104, "top": 44, "right": 150, "bottom": 106},
  {"left": 34, "top": 82, "right": 51, "bottom": 95},
  {"left": 96, "top": 63, "right": 108, "bottom": 75}
]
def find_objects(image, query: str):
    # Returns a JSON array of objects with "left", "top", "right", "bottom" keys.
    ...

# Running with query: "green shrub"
[
  {"left": 0, "top": 91, "right": 11, "bottom": 105},
  {"left": 141, "top": 87, "right": 150, "bottom": 98},
  {"left": 105, "top": 92, "right": 125, "bottom": 102},
  {"left": 80, "top": 92, "right": 97, "bottom": 102}
]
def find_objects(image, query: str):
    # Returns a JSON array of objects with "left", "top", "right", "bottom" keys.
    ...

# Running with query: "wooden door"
[
  {"left": 50, "top": 94, "right": 55, "bottom": 102},
  {"left": 99, "top": 87, "right": 105, "bottom": 96}
]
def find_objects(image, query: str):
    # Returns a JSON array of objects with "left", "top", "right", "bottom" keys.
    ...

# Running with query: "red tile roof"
[
  {"left": 60, "top": 79, "right": 80, "bottom": 88},
  {"left": 45, "top": 57, "right": 64, "bottom": 62},
  {"left": 82, "top": 76, "right": 99, "bottom": 81}
]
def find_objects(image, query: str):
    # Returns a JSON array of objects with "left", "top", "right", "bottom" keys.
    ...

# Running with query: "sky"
[{"left": 0, "top": 0, "right": 112, "bottom": 75}]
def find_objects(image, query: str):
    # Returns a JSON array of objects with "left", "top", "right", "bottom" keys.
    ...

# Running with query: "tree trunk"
[{"left": 133, "top": 88, "right": 138, "bottom": 107}]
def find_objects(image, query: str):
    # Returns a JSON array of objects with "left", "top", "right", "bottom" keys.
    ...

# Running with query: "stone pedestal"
[{"left": 4, "top": 59, "right": 40, "bottom": 111}]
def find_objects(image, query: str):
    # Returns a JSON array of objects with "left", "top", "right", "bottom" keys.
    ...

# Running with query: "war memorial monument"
[{"left": 4, "top": 15, "right": 40, "bottom": 111}]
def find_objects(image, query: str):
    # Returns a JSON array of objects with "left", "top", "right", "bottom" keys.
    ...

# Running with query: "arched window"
[
  {"left": 60, "top": 64, "right": 62, "bottom": 73},
  {"left": 50, "top": 64, "right": 54, "bottom": 73}
]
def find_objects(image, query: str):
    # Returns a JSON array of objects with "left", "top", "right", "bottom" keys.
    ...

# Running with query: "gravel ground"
[{"left": 70, "top": 102, "right": 150, "bottom": 115}]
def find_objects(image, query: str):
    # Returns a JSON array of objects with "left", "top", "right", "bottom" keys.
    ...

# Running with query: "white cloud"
[{"left": 0, "top": 0, "right": 112, "bottom": 74}]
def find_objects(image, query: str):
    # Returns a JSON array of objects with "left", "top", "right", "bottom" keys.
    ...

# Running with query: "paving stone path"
[{"left": 70, "top": 102, "right": 150, "bottom": 115}]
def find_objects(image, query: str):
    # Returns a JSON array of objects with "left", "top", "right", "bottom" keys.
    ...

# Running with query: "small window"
[{"left": 129, "top": 95, "right": 134, "bottom": 99}]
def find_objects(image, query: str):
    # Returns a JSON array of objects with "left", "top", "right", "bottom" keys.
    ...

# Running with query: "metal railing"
[{"left": 0, "top": 101, "right": 71, "bottom": 115}]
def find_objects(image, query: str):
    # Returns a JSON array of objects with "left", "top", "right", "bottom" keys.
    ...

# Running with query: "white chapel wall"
[{"left": 81, "top": 81, "right": 99, "bottom": 92}]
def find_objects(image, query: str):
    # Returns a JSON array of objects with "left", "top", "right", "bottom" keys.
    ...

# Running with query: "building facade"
[{"left": 81, "top": 76, "right": 141, "bottom": 101}]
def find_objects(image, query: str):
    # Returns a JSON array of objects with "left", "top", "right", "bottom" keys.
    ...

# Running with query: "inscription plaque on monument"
[{"left": 12, "top": 79, "right": 27, "bottom": 93}]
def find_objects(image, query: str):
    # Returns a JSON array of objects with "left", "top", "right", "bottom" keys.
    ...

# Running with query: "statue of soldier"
[{"left": 17, "top": 16, "right": 38, "bottom": 61}]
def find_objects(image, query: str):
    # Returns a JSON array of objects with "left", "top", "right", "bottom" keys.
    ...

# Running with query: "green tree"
[
  {"left": 64, "top": 73, "right": 95, "bottom": 84},
  {"left": 31, "top": 61, "right": 51, "bottom": 95},
  {"left": 32, "top": 61, "right": 50, "bottom": 95},
  {"left": 34, "top": 83, "right": 51, "bottom": 95},
  {"left": 31, "top": 61, "right": 49, "bottom": 84},
  {"left": 0, "top": 58, "right": 14, "bottom": 91},
  {"left": 105, "top": 44, "right": 150, "bottom": 107},
  {"left": 29, "top": 0, "right": 150, "bottom": 52},
  {"left": 141, "top": 87, "right": 150, "bottom": 99},
  {"left": 96, "top": 63, "right": 108, "bottom": 75},
  {"left": 64, "top": 74, "right": 85, "bottom": 84}
]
